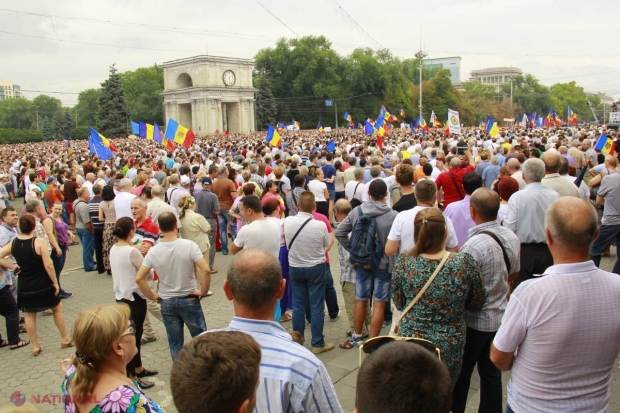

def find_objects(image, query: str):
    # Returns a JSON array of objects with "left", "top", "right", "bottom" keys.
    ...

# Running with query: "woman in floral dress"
[
  {"left": 391, "top": 208, "right": 487, "bottom": 385},
  {"left": 61, "top": 304, "right": 166, "bottom": 413}
]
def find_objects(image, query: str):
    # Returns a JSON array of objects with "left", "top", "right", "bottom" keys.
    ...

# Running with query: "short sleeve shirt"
[{"left": 132, "top": 217, "right": 159, "bottom": 246}]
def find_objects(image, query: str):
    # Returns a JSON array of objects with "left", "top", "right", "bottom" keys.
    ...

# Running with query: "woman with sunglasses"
[
  {"left": 109, "top": 218, "right": 158, "bottom": 389},
  {"left": 391, "top": 208, "right": 487, "bottom": 385},
  {"left": 61, "top": 304, "right": 166, "bottom": 413}
]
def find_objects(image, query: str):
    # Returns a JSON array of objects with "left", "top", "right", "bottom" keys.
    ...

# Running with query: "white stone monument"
[{"left": 161, "top": 56, "right": 256, "bottom": 135}]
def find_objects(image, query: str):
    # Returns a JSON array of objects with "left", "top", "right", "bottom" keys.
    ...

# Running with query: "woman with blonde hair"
[
  {"left": 132, "top": 172, "right": 149, "bottom": 196},
  {"left": 178, "top": 195, "right": 215, "bottom": 288},
  {"left": 391, "top": 208, "right": 487, "bottom": 385},
  {"left": 61, "top": 304, "right": 166, "bottom": 413}
]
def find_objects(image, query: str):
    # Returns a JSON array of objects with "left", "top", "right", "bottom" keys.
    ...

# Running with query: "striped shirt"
[
  {"left": 88, "top": 196, "right": 103, "bottom": 229},
  {"left": 220, "top": 317, "right": 342, "bottom": 413},
  {"left": 132, "top": 217, "right": 159, "bottom": 246},
  {"left": 461, "top": 221, "right": 520, "bottom": 332},
  {"left": 494, "top": 261, "right": 620, "bottom": 412},
  {"left": 337, "top": 241, "right": 356, "bottom": 284}
]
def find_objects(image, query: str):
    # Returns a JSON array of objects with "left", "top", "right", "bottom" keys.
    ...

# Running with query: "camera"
[{"left": 456, "top": 141, "right": 468, "bottom": 156}]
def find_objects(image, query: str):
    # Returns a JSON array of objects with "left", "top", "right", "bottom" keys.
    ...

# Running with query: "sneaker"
[
  {"left": 311, "top": 343, "right": 335, "bottom": 354},
  {"left": 136, "top": 378, "right": 154, "bottom": 390},
  {"left": 222, "top": 251, "right": 228, "bottom": 255},
  {"left": 141, "top": 337, "right": 157, "bottom": 345},
  {"left": 42, "top": 309, "right": 53, "bottom": 316},
  {"left": 205, "top": 290, "right": 213, "bottom": 296},
  {"left": 60, "top": 291, "right": 73, "bottom": 299},
  {"left": 136, "top": 368, "right": 158, "bottom": 378}
]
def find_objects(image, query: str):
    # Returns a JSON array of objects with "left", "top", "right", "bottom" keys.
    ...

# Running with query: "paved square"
[{"left": 1, "top": 239, "right": 619, "bottom": 412}]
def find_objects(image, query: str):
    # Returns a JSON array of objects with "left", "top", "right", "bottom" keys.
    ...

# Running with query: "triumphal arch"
[{"left": 161, "top": 56, "right": 256, "bottom": 134}]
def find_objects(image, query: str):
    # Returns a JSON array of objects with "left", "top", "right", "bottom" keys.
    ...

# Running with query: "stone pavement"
[{"left": 1, "top": 224, "right": 619, "bottom": 412}]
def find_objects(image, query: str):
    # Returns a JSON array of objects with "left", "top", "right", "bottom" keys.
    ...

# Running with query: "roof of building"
[
  {"left": 470, "top": 67, "right": 523, "bottom": 75},
  {"left": 162, "top": 55, "right": 254, "bottom": 67}
]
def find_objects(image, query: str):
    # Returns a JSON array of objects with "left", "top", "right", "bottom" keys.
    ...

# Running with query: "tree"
[
  {"left": 51, "top": 109, "right": 67, "bottom": 140},
  {"left": 0, "top": 98, "right": 33, "bottom": 129},
  {"left": 64, "top": 109, "right": 74, "bottom": 137},
  {"left": 32, "top": 95, "right": 63, "bottom": 126},
  {"left": 500, "top": 74, "right": 550, "bottom": 115},
  {"left": 73, "top": 88, "right": 101, "bottom": 127},
  {"left": 119, "top": 65, "right": 164, "bottom": 125},
  {"left": 98, "top": 64, "right": 130, "bottom": 138},
  {"left": 549, "top": 81, "right": 590, "bottom": 122},
  {"left": 41, "top": 117, "right": 53, "bottom": 140},
  {"left": 255, "top": 78, "right": 277, "bottom": 130}
]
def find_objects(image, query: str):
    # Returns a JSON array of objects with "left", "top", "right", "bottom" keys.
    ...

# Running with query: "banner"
[
  {"left": 448, "top": 109, "right": 461, "bottom": 135},
  {"left": 610, "top": 112, "right": 620, "bottom": 123}
]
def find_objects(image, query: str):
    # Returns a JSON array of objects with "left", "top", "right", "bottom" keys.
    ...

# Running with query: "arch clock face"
[{"left": 223, "top": 70, "right": 236, "bottom": 86}]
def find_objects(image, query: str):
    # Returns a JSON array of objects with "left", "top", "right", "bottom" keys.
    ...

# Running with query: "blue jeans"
[
  {"left": 160, "top": 296, "right": 207, "bottom": 360},
  {"left": 291, "top": 264, "right": 327, "bottom": 347},
  {"left": 76, "top": 228, "right": 95, "bottom": 271},
  {"left": 50, "top": 245, "right": 67, "bottom": 292},
  {"left": 590, "top": 224, "right": 620, "bottom": 274},
  {"left": 355, "top": 267, "right": 391, "bottom": 302},
  {"left": 506, "top": 404, "right": 514, "bottom": 413},
  {"left": 306, "top": 263, "right": 339, "bottom": 320},
  {"left": 217, "top": 209, "right": 237, "bottom": 253}
]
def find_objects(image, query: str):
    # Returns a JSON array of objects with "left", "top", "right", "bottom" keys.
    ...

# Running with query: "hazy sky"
[{"left": 1, "top": 0, "right": 619, "bottom": 106}]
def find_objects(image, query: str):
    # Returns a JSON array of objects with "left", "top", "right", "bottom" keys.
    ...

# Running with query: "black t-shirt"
[{"left": 392, "top": 193, "right": 417, "bottom": 213}]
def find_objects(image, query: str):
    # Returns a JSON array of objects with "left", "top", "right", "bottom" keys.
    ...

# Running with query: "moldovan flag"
[
  {"left": 67, "top": 140, "right": 73, "bottom": 155},
  {"left": 146, "top": 124, "right": 154, "bottom": 141},
  {"left": 165, "top": 118, "right": 195, "bottom": 148},
  {"left": 266, "top": 125, "right": 281, "bottom": 147},
  {"left": 448, "top": 109, "right": 461, "bottom": 135},
  {"left": 595, "top": 134, "right": 615, "bottom": 156}
]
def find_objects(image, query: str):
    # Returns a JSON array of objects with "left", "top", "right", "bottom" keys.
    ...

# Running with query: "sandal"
[
  {"left": 279, "top": 313, "right": 292, "bottom": 323},
  {"left": 69, "top": 241, "right": 79, "bottom": 246},
  {"left": 339, "top": 339, "right": 356, "bottom": 350},
  {"left": 0, "top": 339, "right": 9, "bottom": 348},
  {"left": 10, "top": 340, "right": 30, "bottom": 350},
  {"left": 210, "top": 269, "right": 218, "bottom": 274},
  {"left": 61, "top": 340, "right": 74, "bottom": 349},
  {"left": 33, "top": 346, "right": 43, "bottom": 356}
]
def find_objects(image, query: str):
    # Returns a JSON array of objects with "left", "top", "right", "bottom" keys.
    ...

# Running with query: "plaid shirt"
[
  {"left": 461, "top": 220, "right": 520, "bottom": 332},
  {"left": 34, "top": 217, "right": 52, "bottom": 254},
  {"left": 250, "top": 174, "right": 265, "bottom": 190},
  {"left": 337, "top": 241, "right": 356, "bottom": 284}
]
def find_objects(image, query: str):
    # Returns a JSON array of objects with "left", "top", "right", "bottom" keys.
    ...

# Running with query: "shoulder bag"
[{"left": 287, "top": 218, "right": 312, "bottom": 251}]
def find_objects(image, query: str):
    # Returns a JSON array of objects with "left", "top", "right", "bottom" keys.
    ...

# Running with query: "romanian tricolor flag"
[
  {"left": 164, "top": 118, "right": 195, "bottom": 149},
  {"left": 399, "top": 107, "right": 406, "bottom": 118},
  {"left": 317, "top": 122, "right": 324, "bottom": 133},
  {"left": 595, "top": 134, "right": 615, "bottom": 156},
  {"left": 67, "top": 140, "right": 73, "bottom": 155},
  {"left": 419, "top": 116, "right": 429, "bottom": 132},
  {"left": 545, "top": 109, "right": 554, "bottom": 127},
  {"left": 430, "top": 111, "right": 441, "bottom": 127},
  {"left": 567, "top": 106, "right": 577, "bottom": 125},
  {"left": 266, "top": 125, "right": 281, "bottom": 147},
  {"left": 146, "top": 124, "right": 154, "bottom": 141},
  {"left": 292, "top": 119, "right": 300, "bottom": 128}
]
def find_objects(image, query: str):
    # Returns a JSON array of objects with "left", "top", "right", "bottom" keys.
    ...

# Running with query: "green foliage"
[
  {"left": 64, "top": 109, "right": 74, "bottom": 137},
  {"left": 0, "top": 128, "right": 43, "bottom": 144},
  {"left": 74, "top": 88, "right": 101, "bottom": 127},
  {"left": 98, "top": 64, "right": 130, "bottom": 138},
  {"left": 70, "top": 125, "right": 90, "bottom": 140},
  {"left": 0, "top": 98, "right": 34, "bottom": 129},
  {"left": 51, "top": 109, "right": 68, "bottom": 140},
  {"left": 119, "top": 65, "right": 164, "bottom": 125},
  {"left": 549, "top": 81, "right": 590, "bottom": 121},
  {"left": 255, "top": 78, "right": 278, "bottom": 130},
  {"left": 499, "top": 74, "right": 550, "bottom": 114},
  {"left": 41, "top": 117, "right": 53, "bottom": 140},
  {"left": 32, "top": 95, "right": 63, "bottom": 121}
]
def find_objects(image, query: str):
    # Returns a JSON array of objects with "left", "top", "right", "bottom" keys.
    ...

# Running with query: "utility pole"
[
  {"left": 75, "top": 110, "right": 78, "bottom": 127},
  {"left": 36, "top": 106, "right": 39, "bottom": 131},
  {"left": 414, "top": 50, "right": 427, "bottom": 121},
  {"left": 509, "top": 76, "right": 514, "bottom": 115},
  {"left": 335, "top": 100, "right": 338, "bottom": 129}
]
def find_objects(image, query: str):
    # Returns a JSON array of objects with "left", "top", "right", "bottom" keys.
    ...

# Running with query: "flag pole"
[{"left": 415, "top": 50, "right": 427, "bottom": 123}]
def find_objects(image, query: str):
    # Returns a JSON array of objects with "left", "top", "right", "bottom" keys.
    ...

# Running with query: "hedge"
[{"left": 0, "top": 129, "right": 44, "bottom": 144}]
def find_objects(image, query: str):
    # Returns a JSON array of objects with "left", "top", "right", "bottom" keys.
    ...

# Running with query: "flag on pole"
[
  {"left": 521, "top": 113, "right": 528, "bottom": 128},
  {"left": 139, "top": 122, "right": 146, "bottom": 139},
  {"left": 399, "top": 107, "right": 406, "bottom": 118},
  {"left": 88, "top": 127, "right": 114, "bottom": 160},
  {"left": 153, "top": 122, "right": 163, "bottom": 144},
  {"left": 317, "top": 122, "right": 324, "bottom": 133},
  {"left": 146, "top": 124, "right": 154, "bottom": 141},
  {"left": 568, "top": 106, "right": 578, "bottom": 125},
  {"left": 266, "top": 125, "right": 281, "bottom": 147},
  {"left": 130, "top": 121, "right": 140, "bottom": 135},
  {"left": 376, "top": 135, "right": 383, "bottom": 149},
  {"left": 67, "top": 140, "right": 73, "bottom": 155},
  {"left": 486, "top": 116, "right": 499, "bottom": 136},
  {"left": 365, "top": 121, "right": 375, "bottom": 135},
  {"left": 325, "top": 140, "right": 335, "bottom": 152},
  {"left": 164, "top": 118, "right": 195, "bottom": 148}
]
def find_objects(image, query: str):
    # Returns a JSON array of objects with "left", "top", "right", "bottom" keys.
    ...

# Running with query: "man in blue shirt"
[{"left": 321, "top": 153, "right": 337, "bottom": 225}]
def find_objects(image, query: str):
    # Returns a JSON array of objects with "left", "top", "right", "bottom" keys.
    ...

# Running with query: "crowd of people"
[{"left": 0, "top": 123, "right": 619, "bottom": 413}]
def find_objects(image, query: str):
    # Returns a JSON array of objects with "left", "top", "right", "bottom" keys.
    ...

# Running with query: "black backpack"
[{"left": 348, "top": 207, "right": 383, "bottom": 270}]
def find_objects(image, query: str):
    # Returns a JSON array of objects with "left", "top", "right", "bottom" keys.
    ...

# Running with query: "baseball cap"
[
  {"left": 46, "top": 177, "right": 57, "bottom": 185},
  {"left": 201, "top": 177, "right": 213, "bottom": 185},
  {"left": 180, "top": 176, "right": 191, "bottom": 185},
  {"left": 0, "top": 174, "right": 5, "bottom": 180}
]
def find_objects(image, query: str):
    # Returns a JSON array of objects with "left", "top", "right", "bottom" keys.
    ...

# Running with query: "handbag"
[{"left": 393, "top": 252, "right": 450, "bottom": 335}]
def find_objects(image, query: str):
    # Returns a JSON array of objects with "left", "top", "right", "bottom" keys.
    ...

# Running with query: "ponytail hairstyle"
[
  {"left": 409, "top": 208, "right": 447, "bottom": 256},
  {"left": 178, "top": 195, "right": 195, "bottom": 219},
  {"left": 70, "top": 304, "right": 130, "bottom": 398},
  {"left": 113, "top": 217, "right": 134, "bottom": 240}
]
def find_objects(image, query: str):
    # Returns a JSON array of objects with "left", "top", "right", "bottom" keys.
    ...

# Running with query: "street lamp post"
[
  {"left": 414, "top": 50, "right": 427, "bottom": 120},
  {"left": 36, "top": 106, "right": 39, "bottom": 131}
]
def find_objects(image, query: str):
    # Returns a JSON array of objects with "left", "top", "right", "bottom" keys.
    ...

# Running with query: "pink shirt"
[{"left": 312, "top": 211, "right": 332, "bottom": 264}]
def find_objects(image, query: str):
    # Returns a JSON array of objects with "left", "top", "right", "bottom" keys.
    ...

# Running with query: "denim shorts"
[
  {"left": 355, "top": 267, "right": 391, "bottom": 302},
  {"left": 328, "top": 189, "right": 336, "bottom": 201}
]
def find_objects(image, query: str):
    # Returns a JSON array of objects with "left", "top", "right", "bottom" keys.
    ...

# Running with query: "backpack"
[{"left": 349, "top": 206, "right": 384, "bottom": 270}]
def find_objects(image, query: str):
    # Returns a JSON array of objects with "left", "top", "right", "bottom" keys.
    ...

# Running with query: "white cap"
[{"left": 180, "top": 176, "right": 191, "bottom": 185}]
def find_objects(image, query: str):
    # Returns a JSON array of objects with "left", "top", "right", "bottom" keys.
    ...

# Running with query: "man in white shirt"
[
  {"left": 344, "top": 168, "right": 364, "bottom": 204},
  {"left": 82, "top": 173, "right": 96, "bottom": 199},
  {"left": 540, "top": 151, "right": 581, "bottom": 198},
  {"left": 361, "top": 166, "right": 395, "bottom": 205},
  {"left": 114, "top": 178, "right": 136, "bottom": 220},
  {"left": 491, "top": 197, "right": 620, "bottom": 413},
  {"left": 506, "top": 158, "right": 526, "bottom": 190},
  {"left": 231, "top": 195, "right": 280, "bottom": 257},
  {"left": 170, "top": 175, "right": 191, "bottom": 213},
  {"left": 503, "top": 158, "right": 560, "bottom": 287},
  {"left": 136, "top": 212, "right": 211, "bottom": 360}
]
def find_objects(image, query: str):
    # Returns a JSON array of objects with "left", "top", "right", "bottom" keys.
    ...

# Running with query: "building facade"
[
  {"left": 0, "top": 80, "right": 23, "bottom": 100},
  {"left": 424, "top": 56, "right": 461, "bottom": 85},
  {"left": 469, "top": 67, "right": 523, "bottom": 86},
  {"left": 161, "top": 56, "right": 256, "bottom": 135}
]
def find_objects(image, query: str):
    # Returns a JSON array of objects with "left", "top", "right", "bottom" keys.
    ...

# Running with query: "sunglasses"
[
  {"left": 358, "top": 336, "right": 441, "bottom": 366},
  {"left": 121, "top": 320, "right": 136, "bottom": 337}
]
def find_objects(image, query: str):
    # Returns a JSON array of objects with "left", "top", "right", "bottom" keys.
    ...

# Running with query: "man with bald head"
[
  {"left": 504, "top": 158, "right": 525, "bottom": 190},
  {"left": 541, "top": 151, "right": 581, "bottom": 198},
  {"left": 435, "top": 149, "right": 475, "bottom": 208},
  {"left": 452, "top": 188, "right": 520, "bottom": 413},
  {"left": 220, "top": 248, "right": 342, "bottom": 412},
  {"left": 491, "top": 197, "right": 620, "bottom": 413}
]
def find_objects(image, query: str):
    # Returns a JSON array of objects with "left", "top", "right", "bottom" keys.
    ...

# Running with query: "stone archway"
[{"left": 176, "top": 73, "right": 193, "bottom": 88}]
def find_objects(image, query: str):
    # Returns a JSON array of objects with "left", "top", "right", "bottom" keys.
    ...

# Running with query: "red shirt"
[
  {"left": 435, "top": 165, "right": 474, "bottom": 208},
  {"left": 312, "top": 211, "right": 332, "bottom": 264}
]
